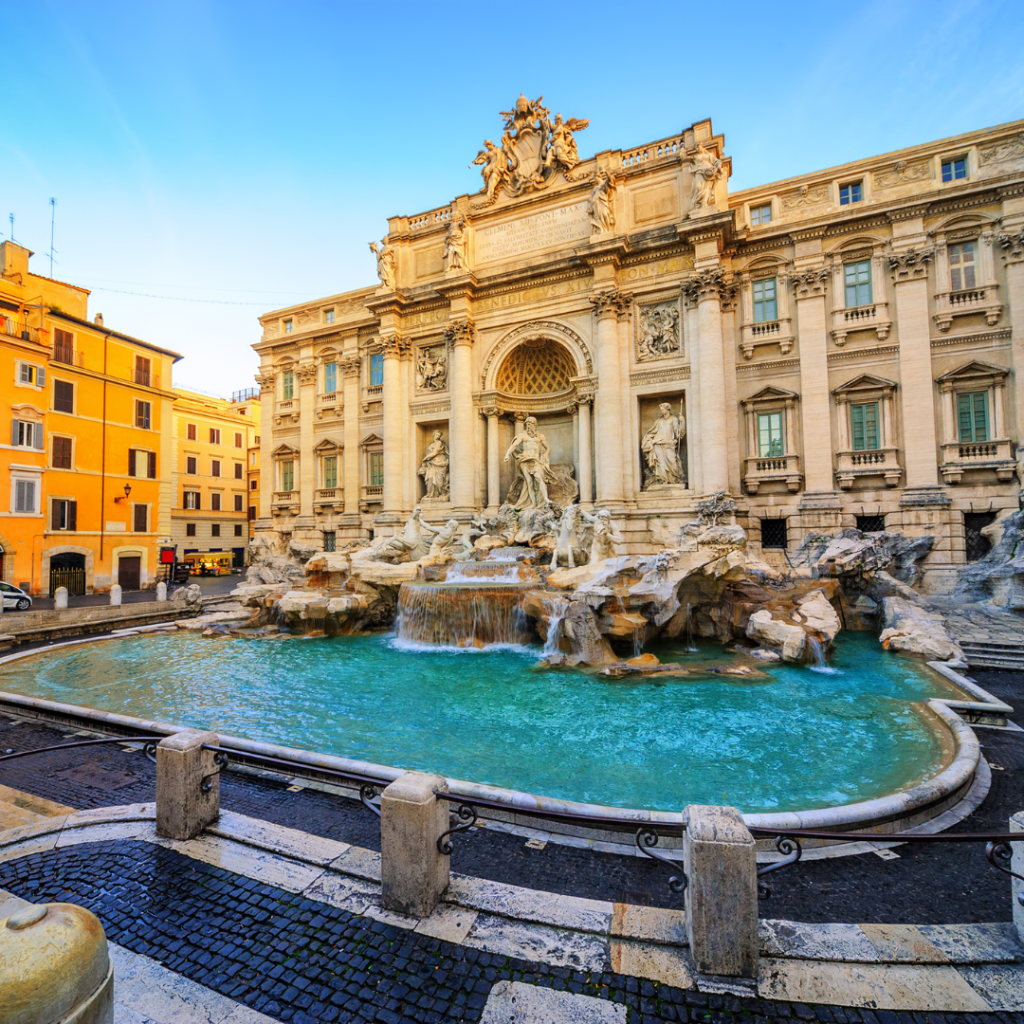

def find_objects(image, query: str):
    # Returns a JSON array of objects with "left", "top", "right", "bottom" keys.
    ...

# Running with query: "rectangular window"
[
  {"left": 281, "top": 460, "right": 294, "bottom": 491},
  {"left": 133, "top": 504, "right": 148, "bottom": 532},
  {"left": 134, "top": 356, "right": 151, "bottom": 386},
  {"left": 18, "top": 363, "right": 45, "bottom": 386},
  {"left": 284, "top": 319, "right": 293, "bottom": 334},
  {"left": 370, "top": 352, "right": 384, "bottom": 387},
  {"left": 127, "top": 449, "right": 156, "bottom": 478},
  {"left": 844, "top": 259, "right": 872, "bottom": 308},
  {"left": 324, "top": 362, "right": 337, "bottom": 393},
  {"left": 53, "top": 328, "right": 74, "bottom": 364},
  {"left": 135, "top": 400, "right": 151, "bottom": 429},
  {"left": 839, "top": 181, "right": 863, "bottom": 205},
  {"left": 234, "top": 523, "right": 243, "bottom": 537},
  {"left": 186, "top": 456, "right": 197, "bottom": 475},
  {"left": 856, "top": 514, "right": 886, "bottom": 533},
  {"left": 323, "top": 531, "right": 336, "bottom": 552},
  {"left": 942, "top": 157, "right": 967, "bottom": 182},
  {"left": 323, "top": 456, "right": 338, "bottom": 489},
  {"left": 757, "top": 412, "right": 784, "bottom": 457},
  {"left": 53, "top": 379, "right": 74, "bottom": 413},
  {"left": 249, "top": 451, "right": 258, "bottom": 467},
  {"left": 369, "top": 451, "right": 384, "bottom": 486},
  {"left": 957, "top": 391, "right": 989, "bottom": 442},
  {"left": 211, "top": 523, "right": 221, "bottom": 537},
  {"left": 760, "top": 518, "right": 788, "bottom": 550},
  {"left": 234, "top": 431, "right": 243, "bottom": 448},
  {"left": 50, "top": 498, "right": 77, "bottom": 531},
  {"left": 52, "top": 436, "right": 72, "bottom": 469},
  {"left": 325, "top": 309, "right": 335, "bottom": 324},
  {"left": 849, "top": 401, "right": 881, "bottom": 451},
  {"left": 186, "top": 523, "right": 196, "bottom": 537},
  {"left": 949, "top": 242, "right": 977, "bottom": 291},
  {"left": 234, "top": 494, "right": 244, "bottom": 512},
  {"left": 234, "top": 462, "right": 243, "bottom": 479},
  {"left": 187, "top": 423, "right": 197, "bottom": 441},
  {"left": 14, "top": 479, "right": 37, "bottom": 513},
  {"left": 248, "top": 506, "right": 256, "bottom": 520},
  {"left": 211, "top": 460, "right": 221, "bottom": 477},
  {"left": 11, "top": 420, "right": 43, "bottom": 449},
  {"left": 750, "top": 203, "right": 772, "bottom": 226},
  {"left": 184, "top": 491, "right": 200, "bottom": 510},
  {"left": 752, "top": 278, "right": 777, "bottom": 323},
  {"left": 282, "top": 370, "right": 294, "bottom": 400},
  {"left": 209, "top": 428, "right": 221, "bottom": 445},
  {"left": 250, "top": 478, "right": 257, "bottom": 490},
  {"left": 211, "top": 492, "right": 222, "bottom": 511}
]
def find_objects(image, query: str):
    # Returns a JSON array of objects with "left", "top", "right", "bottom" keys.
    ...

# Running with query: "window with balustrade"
[
  {"left": 844, "top": 260, "right": 872, "bottom": 308},
  {"left": 849, "top": 402, "right": 880, "bottom": 451},
  {"left": 948, "top": 242, "right": 976, "bottom": 292},
  {"left": 53, "top": 328, "right": 74, "bottom": 364},
  {"left": 757, "top": 411, "right": 784, "bottom": 457},
  {"left": 324, "top": 361, "right": 337, "bottom": 393},
  {"left": 370, "top": 352, "right": 384, "bottom": 388},
  {"left": 752, "top": 278, "right": 777, "bottom": 323},
  {"left": 322, "top": 455, "right": 338, "bottom": 489},
  {"left": 281, "top": 370, "right": 294, "bottom": 401},
  {"left": 957, "top": 391, "right": 989, "bottom": 443},
  {"left": 281, "top": 460, "right": 294, "bottom": 491},
  {"left": 369, "top": 451, "right": 384, "bottom": 487}
]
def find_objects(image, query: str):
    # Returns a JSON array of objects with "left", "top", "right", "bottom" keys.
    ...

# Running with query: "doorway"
[
  {"left": 118, "top": 555, "right": 142, "bottom": 591},
  {"left": 49, "top": 552, "right": 86, "bottom": 597}
]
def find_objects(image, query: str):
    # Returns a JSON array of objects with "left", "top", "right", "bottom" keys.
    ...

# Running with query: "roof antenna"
[
  {"left": 48, "top": 198, "right": 58, "bottom": 276},
  {"left": 8, "top": 213, "right": 13, "bottom": 243}
]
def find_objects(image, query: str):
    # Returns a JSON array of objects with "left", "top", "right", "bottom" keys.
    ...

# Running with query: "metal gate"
[
  {"left": 964, "top": 512, "right": 996, "bottom": 562},
  {"left": 49, "top": 567, "right": 86, "bottom": 597}
]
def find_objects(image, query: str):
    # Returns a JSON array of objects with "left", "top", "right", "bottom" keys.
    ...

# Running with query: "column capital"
[
  {"left": 682, "top": 267, "right": 727, "bottom": 305},
  {"left": 589, "top": 289, "right": 632, "bottom": 320},
  {"left": 998, "top": 228, "right": 1024, "bottom": 264},
  {"left": 297, "top": 361, "right": 317, "bottom": 385},
  {"left": 256, "top": 372, "right": 275, "bottom": 393},
  {"left": 789, "top": 267, "right": 829, "bottom": 298},
  {"left": 341, "top": 354, "right": 362, "bottom": 377},
  {"left": 888, "top": 247, "right": 934, "bottom": 281},
  {"left": 444, "top": 317, "right": 476, "bottom": 349},
  {"left": 379, "top": 333, "right": 407, "bottom": 358},
  {"left": 481, "top": 405, "right": 501, "bottom": 418}
]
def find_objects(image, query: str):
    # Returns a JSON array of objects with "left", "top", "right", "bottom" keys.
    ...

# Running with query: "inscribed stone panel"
[{"left": 475, "top": 202, "right": 590, "bottom": 264}]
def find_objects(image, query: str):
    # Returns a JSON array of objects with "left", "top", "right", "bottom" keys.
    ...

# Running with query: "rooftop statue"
[
  {"left": 690, "top": 142, "right": 724, "bottom": 211},
  {"left": 368, "top": 237, "right": 396, "bottom": 290},
  {"left": 443, "top": 217, "right": 467, "bottom": 272}
]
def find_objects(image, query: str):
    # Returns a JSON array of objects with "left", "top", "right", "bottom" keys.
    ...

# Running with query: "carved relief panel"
[
  {"left": 415, "top": 344, "right": 448, "bottom": 392},
  {"left": 635, "top": 299, "right": 682, "bottom": 362}
]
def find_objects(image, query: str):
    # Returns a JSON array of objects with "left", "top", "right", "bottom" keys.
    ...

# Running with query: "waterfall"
[
  {"left": 685, "top": 602, "right": 697, "bottom": 653},
  {"left": 632, "top": 625, "right": 644, "bottom": 659},
  {"left": 444, "top": 562, "right": 526, "bottom": 584},
  {"left": 396, "top": 581, "right": 533, "bottom": 648},
  {"left": 806, "top": 635, "right": 840, "bottom": 674},
  {"left": 543, "top": 604, "right": 567, "bottom": 656}
]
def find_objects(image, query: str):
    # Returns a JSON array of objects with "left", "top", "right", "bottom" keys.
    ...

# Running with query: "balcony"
[
  {"left": 271, "top": 490, "right": 299, "bottom": 511},
  {"left": 831, "top": 303, "right": 891, "bottom": 346},
  {"left": 2, "top": 317, "right": 41, "bottom": 343},
  {"left": 314, "top": 488, "right": 344, "bottom": 512},
  {"left": 743, "top": 453, "right": 802, "bottom": 494},
  {"left": 316, "top": 391, "right": 342, "bottom": 421},
  {"left": 274, "top": 399, "right": 299, "bottom": 426},
  {"left": 739, "top": 319, "right": 794, "bottom": 360},
  {"left": 836, "top": 447, "right": 902, "bottom": 489},
  {"left": 361, "top": 384, "right": 383, "bottom": 413},
  {"left": 933, "top": 287, "right": 1002, "bottom": 332},
  {"left": 940, "top": 438, "right": 1016, "bottom": 484}
]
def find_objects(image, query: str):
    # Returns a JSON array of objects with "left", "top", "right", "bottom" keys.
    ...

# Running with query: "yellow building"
[
  {"left": 171, "top": 388, "right": 260, "bottom": 567},
  {"left": 233, "top": 387, "right": 261, "bottom": 539},
  {"left": 1, "top": 241, "right": 180, "bottom": 594}
]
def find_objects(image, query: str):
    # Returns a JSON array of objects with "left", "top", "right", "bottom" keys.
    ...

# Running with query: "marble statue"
[
  {"left": 641, "top": 403, "right": 685, "bottom": 487},
  {"left": 503, "top": 416, "right": 552, "bottom": 508},
  {"left": 444, "top": 217, "right": 467, "bottom": 272},
  {"left": 549, "top": 504, "right": 584, "bottom": 570},
  {"left": 636, "top": 303, "right": 680, "bottom": 360},
  {"left": 354, "top": 507, "right": 430, "bottom": 563},
  {"left": 471, "top": 140, "right": 509, "bottom": 203},
  {"left": 416, "top": 345, "right": 447, "bottom": 391},
  {"left": 587, "top": 169, "right": 615, "bottom": 234},
  {"left": 368, "top": 237, "right": 396, "bottom": 289},
  {"left": 581, "top": 509, "right": 623, "bottom": 563},
  {"left": 418, "top": 431, "right": 450, "bottom": 499},
  {"left": 544, "top": 113, "right": 589, "bottom": 171},
  {"left": 690, "top": 143, "right": 723, "bottom": 210},
  {"left": 421, "top": 517, "right": 461, "bottom": 558}
]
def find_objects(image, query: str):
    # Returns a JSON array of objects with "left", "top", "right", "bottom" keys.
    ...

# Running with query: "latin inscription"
[{"left": 476, "top": 202, "right": 591, "bottom": 264}]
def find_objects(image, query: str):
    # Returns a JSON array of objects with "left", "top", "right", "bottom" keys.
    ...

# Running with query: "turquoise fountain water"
[{"left": 0, "top": 632, "right": 962, "bottom": 813}]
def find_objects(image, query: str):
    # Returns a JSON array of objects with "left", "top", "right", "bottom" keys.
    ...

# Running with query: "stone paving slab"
[{"left": 481, "top": 979, "right": 627, "bottom": 1023}]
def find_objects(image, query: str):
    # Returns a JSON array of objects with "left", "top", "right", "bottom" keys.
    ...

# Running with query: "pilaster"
[
  {"left": 998, "top": 226, "right": 1024, "bottom": 442},
  {"left": 341, "top": 353, "right": 362, "bottom": 525},
  {"left": 590, "top": 289, "right": 631, "bottom": 506},
  {"left": 257, "top": 371, "right": 275, "bottom": 521},
  {"left": 297, "top": 360, "right": 317, "bottom": 520},
  {"left": 378, "top": 333, "right": 405, "bottom": 520},
  {"left": 445, "top": 317, "right": 477, "bottom": 512}
]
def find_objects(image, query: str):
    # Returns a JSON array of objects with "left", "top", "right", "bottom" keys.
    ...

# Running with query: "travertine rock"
[
  {"left": 953, "top": 509, "right": 1024, "bottom": 613},
  {"left": 797, "top": 589, "right": 841, "bottom": 643},
  {"left": 879, "top": 596, "right": 963, "bottom": 661},
  {"left": 745, "top": 609, "right": 806, "bottom": 662}
]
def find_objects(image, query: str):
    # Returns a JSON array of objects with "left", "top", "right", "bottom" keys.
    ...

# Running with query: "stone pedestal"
[
  {"left": 1012, "top": 810, "right": 1024, "bottom": 945},
  {"left": 155, "top": 582, "right": 167, "bottom": 602},
  {"left": 156, "top": 729, "right": 221, "bottom": 840},
  {"left": 109, "top": 585, "right": 121, "bottom": 607},
  {"left": 683, "top": 804, "right": 758, "bottom": 979},
  {"left": 54, "top": 586, "right": 68, "bottom": 610},
  {"left": 381, "top": 771, "right": 449, "bottom": 918}
]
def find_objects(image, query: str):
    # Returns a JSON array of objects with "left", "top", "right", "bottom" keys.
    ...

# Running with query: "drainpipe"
[{"left": 99, "top": 333, "right": 108, "bottom": 569}]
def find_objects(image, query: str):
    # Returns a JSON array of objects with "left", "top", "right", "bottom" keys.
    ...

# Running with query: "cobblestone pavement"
[{"left": 0, "top": 838, "right": 1018, "bottom": 1024}]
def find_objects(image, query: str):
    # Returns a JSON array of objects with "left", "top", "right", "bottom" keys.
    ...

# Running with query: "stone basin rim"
[{"left": 0, "top": 636, "right": 988, "bottom": 839}]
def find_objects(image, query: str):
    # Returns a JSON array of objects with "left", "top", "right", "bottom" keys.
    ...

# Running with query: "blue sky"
[{"left": 3, "top": 0, "right": 1022, "bottom": 393}]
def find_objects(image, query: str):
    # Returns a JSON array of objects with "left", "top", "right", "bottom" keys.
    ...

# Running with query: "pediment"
[
  {"left": 741, "top": 385, "right": 799, "bottom": 406},
  {"left": 935, "top": 359, "right": 1010, "bottom": 383},
  {"left": 360, "top": 433, "right": 383, "bottom": 449},
  {"left": 272, "top": 442, "right": 300, "bottom": 456},
  {"left": 313, "top": 438, "right": 343, "bottom": 452},
  {"left": 834, "top": 373, "right": 897, "bottom": 394}
]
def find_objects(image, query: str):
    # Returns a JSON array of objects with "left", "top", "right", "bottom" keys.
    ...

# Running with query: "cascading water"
[
  {"left": 632, "top": 625, "right": 644, "bottom": 659},
  {"left": 685, "top": 602, "right": 697, "bottom": 653},
  {"left": 541, "top": 597, "right": 569, "bottom": 657},
  {"left": 806, "top": 635, "right": 839, "bottom": 674},
  {"left": 444, "top": 562, "right": 525, "bottom": 584},
  {"left": 396, "top": 582, "right": 532, "bottom": 647}
]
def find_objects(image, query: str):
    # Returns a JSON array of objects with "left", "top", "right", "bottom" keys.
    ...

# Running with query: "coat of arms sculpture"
[{"left": 472, "top": 94, "right": 589, "bottom": 205}]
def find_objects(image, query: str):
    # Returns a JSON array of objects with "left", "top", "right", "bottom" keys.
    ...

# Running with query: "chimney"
[
  {"left": 1, "top": 241, "right": 32, "bottom": 282},
  {"left": 94, "top": 313, "right": 104, "bottom": 326}
]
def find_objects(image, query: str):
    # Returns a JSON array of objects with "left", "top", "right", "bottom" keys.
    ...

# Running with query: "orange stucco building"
[{"left": 1, "top": 241, "right": 180, "bottom": 595}]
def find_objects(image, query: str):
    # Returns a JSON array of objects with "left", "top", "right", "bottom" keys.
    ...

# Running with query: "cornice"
[
  {"left": 735, "top": 357, "right": 800, "bottom": 374},
  {"left": 931, "top": 328, "right": 1011, "bottom": 348},
  {"left": 827, "top": 344, "right": 899, "bottom": 363}
]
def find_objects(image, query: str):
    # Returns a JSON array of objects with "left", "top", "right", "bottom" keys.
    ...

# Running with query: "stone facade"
[{"left": 254, "top": 100, "right": 1024, "bottom": 590}]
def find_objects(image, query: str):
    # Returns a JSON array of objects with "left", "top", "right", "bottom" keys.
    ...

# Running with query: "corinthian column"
[
  {"left": 380, "top": 334, "right": 404, "bottom": 517},
  {"left": 590, "top": 290, "right": 630, "bottom": 506},
  {"left": 998, "top": 227, "right": 1024, "bottom": 443},
  {"left": 297, "top": 361, "right": 317, "bottom": 521},
  {"left": 256, "top": 371, "right": 275, "bottom": 522},
  {"left": 341, "top": 354, "right": 361, "bottom": 519},
  {"left": 684, "top": 269, "right": 729, "bottom": 493},
  {"left": 577, "top": 395, "right": 593, "bottom": 506},
  {"left": 484, "top": 407, "right": 501, "bottom": 511},
  {"left": 445, "top": 318, "right": 476, "bottom": 511}
]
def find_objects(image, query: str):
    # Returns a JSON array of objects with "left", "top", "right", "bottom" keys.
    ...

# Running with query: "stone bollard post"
[
  {"left": 109, "top": 584, "right": 122, "bottom": 606},
  {"left": 156, "top": 730, "right": 221, "bottom": 840},
  {"left": 380, "top": 771, "right": 449, "bottom": 918},
  {"left": 54, "top": 587, "right": 68, "bottom": 610},
  {"left": 156, "top": 582, "right": 167, "bottom": 602},
  {"left": 683, "top": 804, "right": 759, "bottom": 980},
  {"left": 1012, "top": 811, "right": 1024, "bottom": 944}
]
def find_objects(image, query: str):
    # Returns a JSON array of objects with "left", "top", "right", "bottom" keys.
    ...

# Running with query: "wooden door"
[{"left": 118, "top": 556, "right": 141, "bottom": 591}]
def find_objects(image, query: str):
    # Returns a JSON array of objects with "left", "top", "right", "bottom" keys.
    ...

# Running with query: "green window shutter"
[
  {"left": 850, "top": 402, "right": 879, "bottom": 450},
  {"left": 958, "top": 391, "right": 989, "bottom": 442}
]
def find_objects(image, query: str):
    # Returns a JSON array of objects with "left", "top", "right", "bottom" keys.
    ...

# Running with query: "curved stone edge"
[{"left": 0, "top": 638, "right": 990, "bottom": 840}]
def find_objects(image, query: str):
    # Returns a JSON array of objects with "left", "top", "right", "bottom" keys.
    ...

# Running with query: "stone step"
[{"left": 959, "top": 643, "right": 1024, "bottom": 653}]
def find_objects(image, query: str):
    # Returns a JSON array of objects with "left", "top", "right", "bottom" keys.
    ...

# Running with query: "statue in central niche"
[
  {"left": 418, "top": 430, "right": 450, "bottom": 499},
  {"left": 503, "top": 416, "right": 552, "bottom": 508},
  {"left": 641, "top": 402, "right": 686, "bottom": 487}
]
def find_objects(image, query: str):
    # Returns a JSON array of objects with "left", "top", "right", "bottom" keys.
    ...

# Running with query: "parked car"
[{"left": 0, "top": 581, "right": 32, "bottom": 611}]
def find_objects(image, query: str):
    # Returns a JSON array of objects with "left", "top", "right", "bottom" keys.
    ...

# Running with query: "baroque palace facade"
[{"left": 254, "top": 98, "right": 1024, "bottom": 588}]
